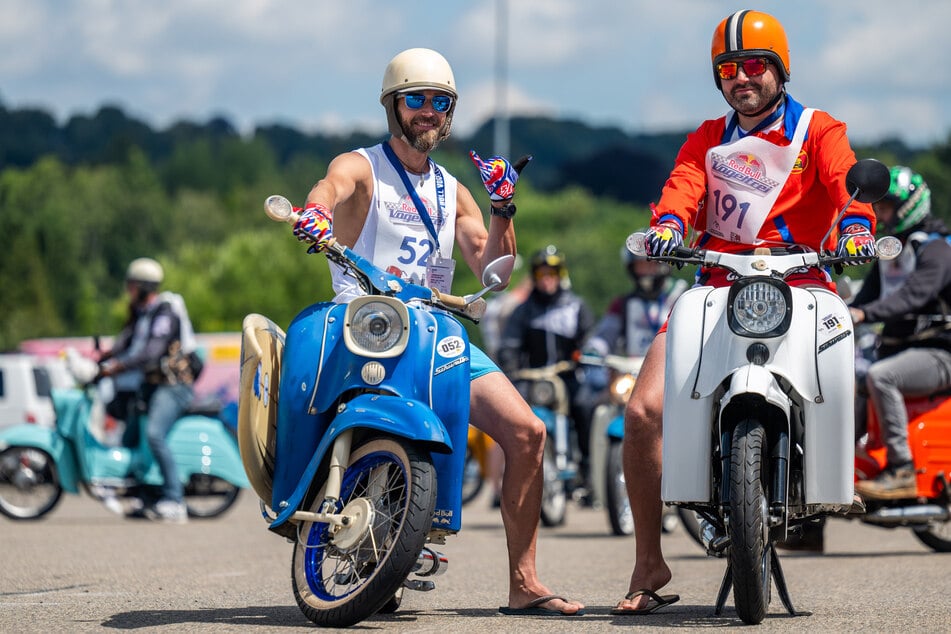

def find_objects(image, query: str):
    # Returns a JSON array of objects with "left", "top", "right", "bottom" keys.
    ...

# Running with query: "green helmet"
[{"left": 884, "top": 166, "right": 931, "bottom": 233}]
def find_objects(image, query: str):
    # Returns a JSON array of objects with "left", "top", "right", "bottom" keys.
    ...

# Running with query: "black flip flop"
[
  {"left": 499, "top": 594, "right": 585, "bottom": 617},
  {"left": 611, "top": 588, "right": 680, "bottom": 615}
]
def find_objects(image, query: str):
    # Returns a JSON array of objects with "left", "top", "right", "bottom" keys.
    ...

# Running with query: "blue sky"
[{"left": 1, "top": 1, "right": 948, "bottom": 148}]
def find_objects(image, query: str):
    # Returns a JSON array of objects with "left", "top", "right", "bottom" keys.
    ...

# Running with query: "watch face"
[{"left": 492, "top": 203, "right": 516, "bottom": 219}]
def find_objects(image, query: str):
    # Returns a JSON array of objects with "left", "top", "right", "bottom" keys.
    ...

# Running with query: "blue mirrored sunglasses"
[{"left": 402, "top": 93, "right": 454, "bottom": 113}]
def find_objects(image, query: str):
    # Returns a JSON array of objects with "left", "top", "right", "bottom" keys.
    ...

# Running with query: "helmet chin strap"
[{"left": 745, "top": 87, "right": 785, "bottom": 119}]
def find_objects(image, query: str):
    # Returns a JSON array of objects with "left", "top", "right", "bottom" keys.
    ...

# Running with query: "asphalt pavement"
[{"left": 1, "top": 486, "right": 948, "bottom": 632}]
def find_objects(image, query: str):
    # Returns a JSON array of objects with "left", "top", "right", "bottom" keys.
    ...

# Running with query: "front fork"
[{"left": 289, "top": 429, "right": 353, "bottom": 530}]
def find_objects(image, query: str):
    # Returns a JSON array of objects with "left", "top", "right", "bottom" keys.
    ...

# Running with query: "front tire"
[
  {"left": 183, "top": 474, "right": 241, "bottom": 518},
  {"left": 605, "top": 440, "right": 633, "bottom": 536},
  {"left": 728, "top": 419, "right": 771, "bottom": 625},
  {"left": 291, "top": 437, "right": 436, "bottom": 627},
  {"left": 539, "top": 437, "right": 567, "bottom": 527},
  {"left": 0, "top": 447, "right": 63, "bottom": 520}
]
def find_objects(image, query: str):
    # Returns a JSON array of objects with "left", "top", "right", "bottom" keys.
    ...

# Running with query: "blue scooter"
[
  {"left": 0, "top": 352, "right": 248, "bottom": 520},
  {"left": 237, "top": 195, "right": 512, "bottom": 628}
]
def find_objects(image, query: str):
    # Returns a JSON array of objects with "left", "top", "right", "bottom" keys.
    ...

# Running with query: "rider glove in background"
[
  {"left": 293, "top": 203, "right": 333, "bottom": 253},
  {"left": 836, "top": 223, "right": 876, "bottom": 261},
  {"left": 469, "top": 151, "right": 532, "bottom": 202},
  {"left": 645, "top": 221, "right": 684, "bottom": 257}
]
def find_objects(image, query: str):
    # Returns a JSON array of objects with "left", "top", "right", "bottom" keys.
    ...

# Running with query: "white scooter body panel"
[{"left": 662, "top": 282, "right": 855, "bottom": 506}]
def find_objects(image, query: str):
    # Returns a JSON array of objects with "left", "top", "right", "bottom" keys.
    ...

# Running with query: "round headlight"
[
  {"left": 350, "top": 301, "right": 404, "bottom": 353},
  {"left": 733, "top": 281, "right": 787, "bottom": 334},
  {"left": 529, "top": 381, "right": 557, "bottom": 407}
]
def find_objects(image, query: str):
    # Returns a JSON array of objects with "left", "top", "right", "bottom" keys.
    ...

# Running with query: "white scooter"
[{"left": 628, "top": 159, "right": 899, "bottom": 624}]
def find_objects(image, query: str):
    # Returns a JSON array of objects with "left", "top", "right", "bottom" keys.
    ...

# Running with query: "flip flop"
[
  {"left": 611, "top": 588, "right": 680, "bottom": 615},
  {"left": 499, "top": 594, "right": 585, "bottom": 617}
]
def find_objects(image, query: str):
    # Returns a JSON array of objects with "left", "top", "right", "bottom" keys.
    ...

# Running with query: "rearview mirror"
[{"left": 846, "top": 159, "right": 891, "bottom": 204}]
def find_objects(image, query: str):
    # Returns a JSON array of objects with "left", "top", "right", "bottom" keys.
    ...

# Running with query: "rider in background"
[
  {"left": 98, "top": 258, "right": 199, "bottom": 524},
  {"left": 584, "top": 245, "right": 687, "bottom": 359},
  {"left": 291, "top": 48, "right": 583, "bottom": 616},
  {"left": 498, "top": 246, "right": 597, "bottom": 502},
  {"left": 849, "top": 167, "right": 951, "bottom": 499},
  {"left": 616, "top": 10, "right": 876, "bottom": 613}
]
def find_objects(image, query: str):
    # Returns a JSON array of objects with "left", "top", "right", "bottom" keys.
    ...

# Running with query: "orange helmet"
[{"left": 711, "top": 10, "right": 790, "bottom": 89}]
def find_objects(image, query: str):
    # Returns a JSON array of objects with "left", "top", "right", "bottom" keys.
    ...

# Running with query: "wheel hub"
[{"left": 330, "top": 498, "right": 375, "bottom": 551}]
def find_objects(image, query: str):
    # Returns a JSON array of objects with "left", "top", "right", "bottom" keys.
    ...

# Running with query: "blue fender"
[
  {"left": 606, "top": 414, "right": 625, "bottom": 440},
  {"left": 271, "top": 393, "right": 452, "bottom": 528},
  {"left": 165, "top": 416, "right": 250, "bottom": 488},
  {"left": 0, "top": 424, "right": 81, "bottom": 493}
]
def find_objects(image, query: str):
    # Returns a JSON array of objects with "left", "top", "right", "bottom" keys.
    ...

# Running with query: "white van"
[{"left": 0, "top": 354, "right": 73, "bottom": 430}]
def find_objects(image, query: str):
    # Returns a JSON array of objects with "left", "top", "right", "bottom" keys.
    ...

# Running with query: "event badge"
[{"left": 426, "top": 255, "right": 456, "bottom": 294}]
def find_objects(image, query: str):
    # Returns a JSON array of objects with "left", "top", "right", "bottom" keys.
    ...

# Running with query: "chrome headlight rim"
[
  {"left": 343, "top": 296, "right": 410, "bottom": 358},
  {"left": 727, "top": 278, "right": 792, "bottom": 338}
]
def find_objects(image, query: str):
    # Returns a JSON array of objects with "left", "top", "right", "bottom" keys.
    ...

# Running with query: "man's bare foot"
[{"left": 615, "top": 565, "right": 672, "bottom": 611}]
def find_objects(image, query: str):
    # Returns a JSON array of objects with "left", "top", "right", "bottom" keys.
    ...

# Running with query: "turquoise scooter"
[{"left": 0, "top": 350, "right": 248, "bottom": 520}]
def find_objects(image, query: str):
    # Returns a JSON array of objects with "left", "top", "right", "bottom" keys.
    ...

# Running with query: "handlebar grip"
[
  {"left": 264, "top": 195, "right": 301, "bottom": 224},
  {"left": 431, "top": 288, "right": 467, "bottom": 309}
]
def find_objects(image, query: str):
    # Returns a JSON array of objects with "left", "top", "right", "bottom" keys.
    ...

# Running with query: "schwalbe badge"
[{"left": 437, "top": 336, "right": 465, "bottom": 359}]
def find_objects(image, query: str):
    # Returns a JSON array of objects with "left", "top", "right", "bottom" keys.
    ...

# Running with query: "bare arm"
[
  {"left": 304, "top": 151, "right": 373, "bottom": 248},
  {"left": 455, "top": 182, "right": 517, "bottom": 289}
]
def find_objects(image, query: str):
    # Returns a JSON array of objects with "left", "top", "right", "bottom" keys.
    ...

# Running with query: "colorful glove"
[
  {"left": 645, "top": 221, "right": 684, "bottom": 257},
  {"left": 469, "top": 151, "right": 532, "bottom": 202},
  {"left": 292, "top": 203, "right": 333, "bottom": 252},
  {"left": 835, "top": 224, "right": 876, "bottom": 260}
]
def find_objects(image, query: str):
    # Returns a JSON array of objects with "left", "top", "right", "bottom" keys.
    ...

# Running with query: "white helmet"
[
  {"left": 125, "top": 257, "right": 164, "bottom": 285},
  {"left": 380, "top": 48, "right": 458, "bottom": 144}
]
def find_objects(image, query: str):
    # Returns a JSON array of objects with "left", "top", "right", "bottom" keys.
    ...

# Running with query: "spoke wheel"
[
  {"left": 539, "top": 437, "right": 567, "bottom": 527},
  {"left": 0, "top": 447, "right": 62, "bottom": 520},
  {"left": 183, "top": 474, "right": 241, "bottom": 518},
  {"left": 291, "top": 437, "right": 435, "bottom": 627},
  {"left": 605, "top": 440, "right": 633, "bottom": 536}
]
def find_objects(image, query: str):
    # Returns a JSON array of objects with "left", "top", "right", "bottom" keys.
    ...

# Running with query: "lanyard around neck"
[{"left": 381, "top": 142, "right": 445, "bottom": 251}]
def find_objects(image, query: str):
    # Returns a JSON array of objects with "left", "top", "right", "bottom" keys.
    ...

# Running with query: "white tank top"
[{"left": 331, "top": 144, "right": 458, "bottom": 302}]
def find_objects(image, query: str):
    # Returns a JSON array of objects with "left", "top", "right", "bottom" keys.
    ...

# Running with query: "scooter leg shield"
[
  {"left": 237, "top": 313, "right": 286, "bottom": 503},
  {"left": 804, "top": 289, "right": 856, "bottom": 506}
]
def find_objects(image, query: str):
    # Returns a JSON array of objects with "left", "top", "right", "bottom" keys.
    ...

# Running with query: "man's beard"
[
  {"left": 725, "top": 82, "right": 780, "bottom": 116},
  {"left": 399, "top": 113, "right": 449, "bottom": 153}
]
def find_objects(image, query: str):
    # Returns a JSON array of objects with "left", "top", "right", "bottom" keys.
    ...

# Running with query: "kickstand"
[
  {"left": 713, "top": 546, "right": 811, "bottom": 618},
  {"left": 769, "top": 545, "right": 810, "bottom": 617},
  {"left": 713, "top": 562, "right": 733, "bottom": 616}
]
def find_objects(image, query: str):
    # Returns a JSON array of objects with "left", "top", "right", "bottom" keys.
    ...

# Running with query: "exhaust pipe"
[
  {"left": 699, "top": 519, "right": 730, "bottom": 555},
  {"left": 862, "top": 504, "right": 949, "bottom": 526},
  {"left": 413, "top": 547, "right": 448, "bottom": 577}
]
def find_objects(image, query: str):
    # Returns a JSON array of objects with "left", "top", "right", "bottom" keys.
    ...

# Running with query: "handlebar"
[{"left": 263, "top": 194, "right": 488, "bottom": 322}]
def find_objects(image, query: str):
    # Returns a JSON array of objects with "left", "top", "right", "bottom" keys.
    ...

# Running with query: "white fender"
[{"left": 720, "top": 364, "right": 791, "bottom": 418}]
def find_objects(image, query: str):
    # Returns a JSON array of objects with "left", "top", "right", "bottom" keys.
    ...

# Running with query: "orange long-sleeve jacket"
[{"left": 653, "top": 94, "right": 875, "bottom": 254}]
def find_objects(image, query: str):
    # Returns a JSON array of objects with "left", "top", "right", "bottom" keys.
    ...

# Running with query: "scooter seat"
[{"left": 187, "top": 395, "right": 223, "bottom": 417}]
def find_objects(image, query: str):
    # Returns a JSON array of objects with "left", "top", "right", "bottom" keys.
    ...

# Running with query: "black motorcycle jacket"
[{"left": 853, "top": 219, "right": 951, "bottom": 357}]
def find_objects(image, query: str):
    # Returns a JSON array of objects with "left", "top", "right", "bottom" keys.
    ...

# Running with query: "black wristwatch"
[{"left": 490, "top": 202, "right": 516, "bottom": 219}]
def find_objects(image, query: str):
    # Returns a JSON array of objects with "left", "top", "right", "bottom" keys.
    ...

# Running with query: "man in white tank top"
[{"left": 291, "top": 48, "right": 584, "bottom": 617}]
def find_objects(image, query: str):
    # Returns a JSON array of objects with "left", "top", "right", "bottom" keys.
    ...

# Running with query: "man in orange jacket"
[{"left": 614, "top": 10, "right": 876, "bottom": 614}]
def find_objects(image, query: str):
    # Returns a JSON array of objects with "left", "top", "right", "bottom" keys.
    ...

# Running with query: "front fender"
[
  {"left": 0, "top": 424, "right": 80, "bottom": 493},
  {"left": 720, "top": 364, "right": 791, "bottom": 421},
  {"left": 271, "top": 393, "right": 452, "bottom": 527}
]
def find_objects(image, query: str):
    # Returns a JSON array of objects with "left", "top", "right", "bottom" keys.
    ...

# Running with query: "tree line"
[{"left": 1, "top": 102, "right": 949, "bottom": 351}]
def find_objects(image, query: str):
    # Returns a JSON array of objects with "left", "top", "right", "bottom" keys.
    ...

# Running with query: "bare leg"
[
  {"left": 471, "top": 371, "right": 584, "bottom": 614},
  {"left": 616, "top": 332, "right": 672, "bottom": 610}
]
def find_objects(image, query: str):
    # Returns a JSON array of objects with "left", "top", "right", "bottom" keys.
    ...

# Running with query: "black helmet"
[
  {"left": 530, "top": 245, "right": 567, "bottom": 277},
  {"left": 620, "top": 241, "right": 671, "bottom": 298}
]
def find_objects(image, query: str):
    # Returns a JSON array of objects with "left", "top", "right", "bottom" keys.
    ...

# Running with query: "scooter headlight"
[
  {"left": 728, "top": 279, "right": 792, "bottom": 337},
  {"left": 344, "top": 296, "right": 409, "bottom": 358},
  {"left": 529, "top": 380, "right": 557, "bottom": 408}
]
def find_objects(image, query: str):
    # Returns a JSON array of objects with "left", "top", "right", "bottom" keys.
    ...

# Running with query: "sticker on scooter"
[{"left": 437, "top": 335, "right": 466, "bottom": 358}]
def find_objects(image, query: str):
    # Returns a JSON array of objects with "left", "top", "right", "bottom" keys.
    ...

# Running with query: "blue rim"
[{"left": 302, "top": 450, "right": 408, "bottom": 601}]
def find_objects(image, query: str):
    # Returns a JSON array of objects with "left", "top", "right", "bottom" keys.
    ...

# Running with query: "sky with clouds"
[{"left": 1, "top": 1, "right": 948, "bottom": 149}]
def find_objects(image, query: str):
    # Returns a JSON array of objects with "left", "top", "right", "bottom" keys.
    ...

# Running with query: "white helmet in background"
[
  {"left": 380, "top": 48, "right": 458, "bottom": 144},
  {"left": 126, "top": 257, "right": 164, "bottom": 291}
]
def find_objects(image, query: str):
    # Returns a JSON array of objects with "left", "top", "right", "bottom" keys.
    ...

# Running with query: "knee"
[
  {"left": 624, "top": 393, "right": 662, "bottom": 437},
  {"left": 507, "top": 412, "right": 546, "bottom": 459}
]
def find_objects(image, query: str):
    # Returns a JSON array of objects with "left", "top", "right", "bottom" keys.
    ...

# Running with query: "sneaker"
[
  {"left": 144, "top": 499, "right": 189, "bottom": 524},
  {"left": 854, "top": 464, "right": 917, "bottom": 500}
]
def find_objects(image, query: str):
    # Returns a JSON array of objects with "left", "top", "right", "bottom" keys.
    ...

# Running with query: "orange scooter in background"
[{"left": 853, "top": 389, "right": 951, "bottom": 550}]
